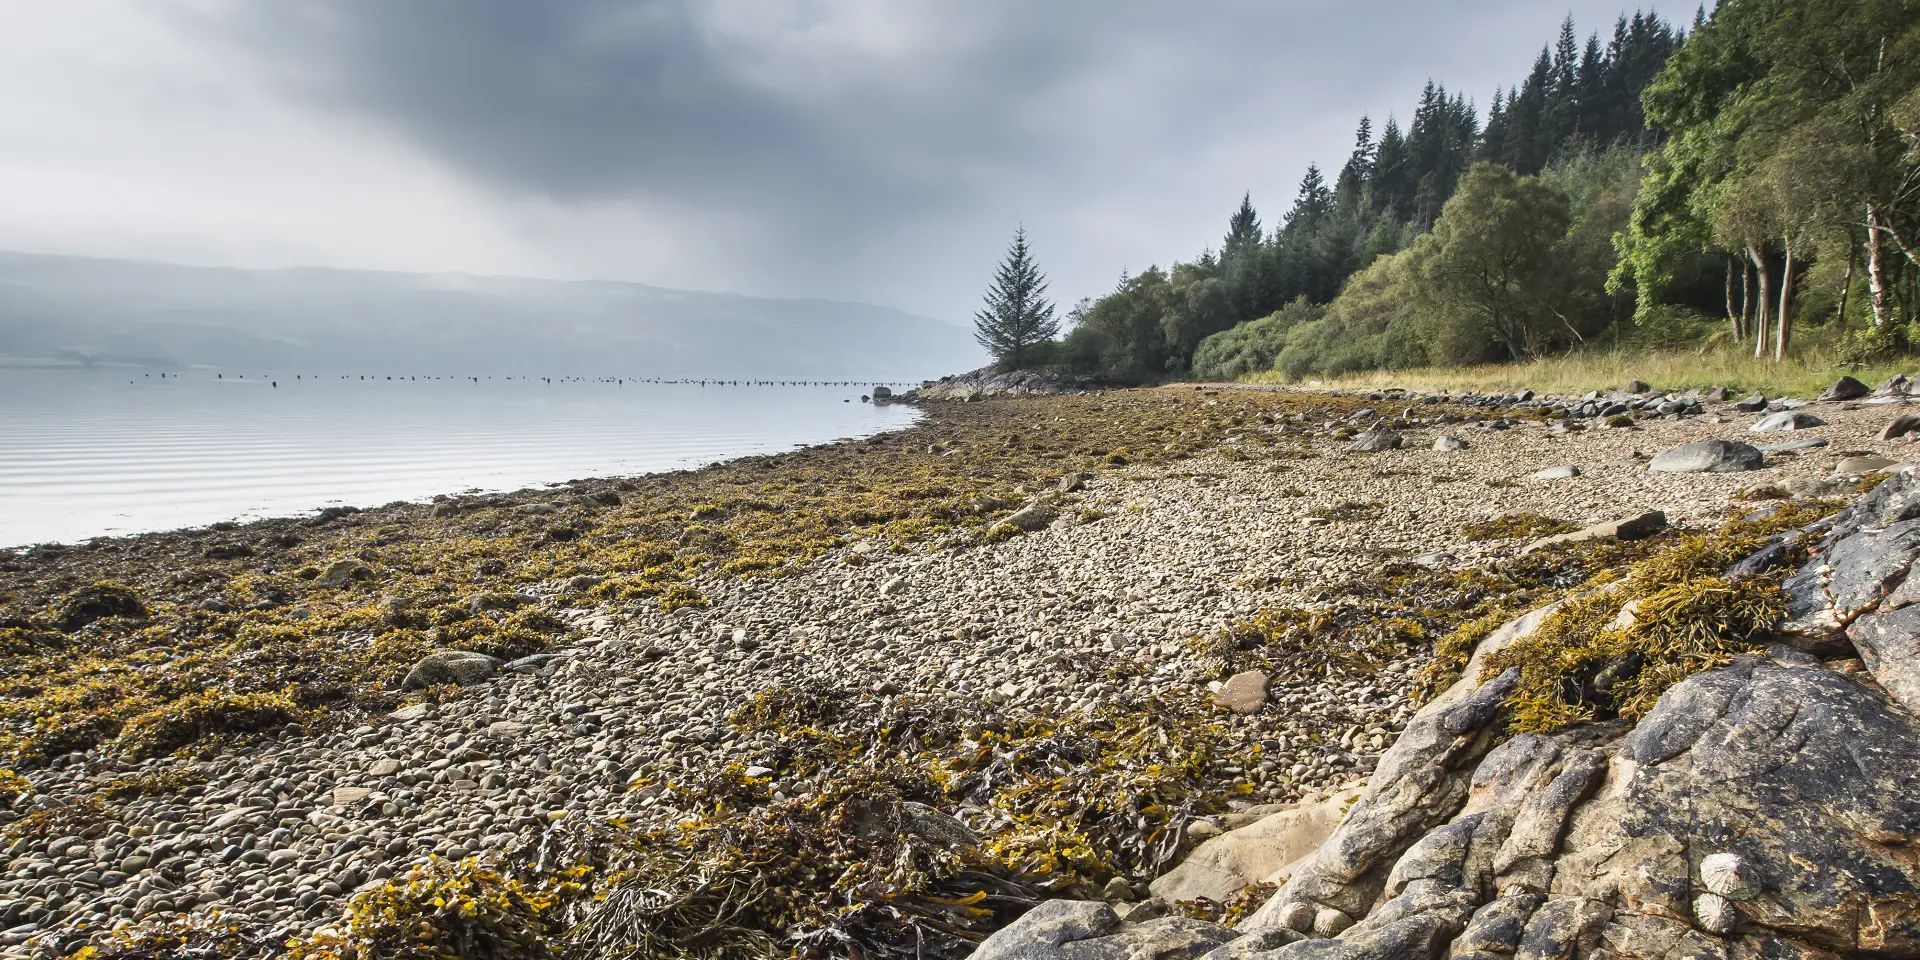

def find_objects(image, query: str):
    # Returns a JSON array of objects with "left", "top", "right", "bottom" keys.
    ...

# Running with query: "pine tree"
[
  {"left": 1284, "top": 165, "right": 1334, "bottom": 232},
  {"left": 973, "top": 227, "right": 1058, "bottom": 369},
  {"left": 1223, "top": 193, "right": 1263, "bottom": 262},
  {"left": 1480, "top": 89, "right": 1509, "bottom": 163},
  {"left": 1335, "top": 116, "right": 1375, "bottom": 203}
]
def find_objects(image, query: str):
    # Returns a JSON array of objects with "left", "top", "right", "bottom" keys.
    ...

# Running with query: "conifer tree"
[
  {"left": 1222, "top": 193, "right": 1263, "bottom": 262},
  {"left": 973, "top": 227, "right": 1058, "bottom": 369}
]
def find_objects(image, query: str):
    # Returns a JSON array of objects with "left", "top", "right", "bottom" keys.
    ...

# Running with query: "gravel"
[{"left": 1, "top": 390, "right": 1908, "bottom": 956}]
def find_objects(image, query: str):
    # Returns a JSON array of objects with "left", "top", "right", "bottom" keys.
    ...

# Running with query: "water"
[{"left": 0, "top": 369, "right": 919, "bottom": 547}]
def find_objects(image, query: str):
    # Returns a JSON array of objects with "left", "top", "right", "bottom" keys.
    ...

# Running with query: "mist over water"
[{"left": 0, "top": 369, "right": 919, "bottom": 547}]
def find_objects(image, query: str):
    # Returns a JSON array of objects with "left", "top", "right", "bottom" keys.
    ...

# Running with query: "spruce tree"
[
  {"left": 1223, "top": 193, "right": 1263, "bottom": 262},
  {"left": 973, "top": 227, "right": 1059, "bottom": 369}
]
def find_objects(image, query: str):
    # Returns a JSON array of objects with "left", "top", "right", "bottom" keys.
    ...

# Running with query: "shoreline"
[{"left": 1, "top": 387, "right": 1910, "bottom": 956}]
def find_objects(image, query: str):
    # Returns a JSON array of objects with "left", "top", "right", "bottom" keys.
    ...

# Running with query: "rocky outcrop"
[
  {"left": 1150, "top": 787, "right": 1363, "bottom": 905},
  {"left": 902, "top": 367, "right": 1104, "bottom": 402},
  {"left": 975, "top": 473, "right": 1920, "bottom": 960}
]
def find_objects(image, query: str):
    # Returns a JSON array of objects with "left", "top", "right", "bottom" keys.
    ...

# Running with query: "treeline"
[{"left": 1025, "top": 1, "right": 1919, "bottom": 383}]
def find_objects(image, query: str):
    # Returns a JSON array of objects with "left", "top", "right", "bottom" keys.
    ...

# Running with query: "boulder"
[
  {"left": 1522, "top": 511, "right": 1666, "bottom": 554},
  {"left": 1749, "top": 411, "right": 1827, "bottom": 432},
  {"left": 970, "top": 900, "right": 1237, "bottom": 960},
  {"left": 1733, "top": 392, "right": 1769, "bottom": 412},
  {"left": 871, "top": 385, "right": 893, "bottom": 400},
  {"left": 1002, "top": 500, "right": 1060, "bottom": 532},
  {"left": 1647, "top": 439, "right": 1765, "bottom": 473},
  {"left": 1347, "top": 430, "right": 1403, "bottom": 454},
  {"left": 318, "top": 559, "right": 374, "bottom": 588},
  {"left": 1818, "top": 375, "right": 1869, "bottom": 402},
  {"left": 1212, "top": 671, "right": 1271, "bottom": 715},
  {"left": 1834, "top": 455, "right": 1902, "bottom": 477},
  {"left": 1432, "top": 436, "right": 1470, "bottom": 453},
  {"left": 1874, "top": 374, "right": 1913, "bottom": 398},
  {"left": 401, "top": 650, "right": 502, "bottom": 690},
  {"left": 1882, "top": 413, "right": 1920, "bottom": 441},
  {"left": 1625, "top": 379, "right": 1650, "bottom": 394},
  {"left": 1150, "top": 788, "right": 1363, "bottom": 905}
]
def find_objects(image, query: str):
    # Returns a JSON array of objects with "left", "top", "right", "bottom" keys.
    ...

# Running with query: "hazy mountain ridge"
[{"left": 0, "top": 251, "right": 982, "bottom": 378}]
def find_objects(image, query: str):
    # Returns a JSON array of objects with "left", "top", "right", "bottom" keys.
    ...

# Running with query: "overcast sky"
[{"left": 0, "top": 1, "right": 1677, "bottom": 322}]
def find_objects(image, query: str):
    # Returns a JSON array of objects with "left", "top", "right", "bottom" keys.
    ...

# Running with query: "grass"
[{"left": 1244, "top": 343, "right": 1911, "bottom": 398}]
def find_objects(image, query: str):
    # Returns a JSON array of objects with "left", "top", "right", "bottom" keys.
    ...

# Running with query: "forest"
[{"left": 1012, "top": 1, "right": 1920, "bottom": 384}]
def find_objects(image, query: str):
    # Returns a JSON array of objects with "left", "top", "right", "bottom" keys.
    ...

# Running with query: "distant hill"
[{"left": 0, "top": 251, "right": 982, "bottom": 379}]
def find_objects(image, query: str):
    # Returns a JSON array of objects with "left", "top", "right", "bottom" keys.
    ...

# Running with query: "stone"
[
  {"left": 1347, "top": 430, "right": 1403, "bottom": 453},
  {"left": 1818, "top": 376, "right": 1870, "bottom": 402},
  {"left": 1213, "top": 671, "right": 1270, "bottom": 715},
  {"left": 1432, "top": 436, "right": 1469, "bottom": 452},
  {"left": 400, "top": 650, "right": 502, "bottom": 690},
  {"left": 388, "top": 703, "right": 430, "bottom": 722},
  {"left": 317, "top": 559, "right": 374, "bottom": 588},
  {"left": 880, "top": 577, "right": 908, "bottom": 596},
  {"left": 1626, "top": 379, "right": 1651, "bottom": 394},
  {"left": 1059, "top": 472, "right": 1091, "bottom": 493},
  {"left": 1756, "top": 437, "right": 1829, "bottom": 453},
  {"left": 969, "top": 900, "right": 1236, "bottom": 960},
  {"left": 1883, "top": 414, "right": 1920, "bottom": 441},
  {"left": 1002, "top": 501, "right": 1059, "bottom": 533},
  {"left": 1750, "top": 411, "right": 1827, "bottom": 432},
  {"left": 1529, "top": 465, "right": 1580, "bottom": 481},
  {"left": 1733, "top": 392, "right": 1768, "bottom": 412},
  {"left": 367, "top": 759, "right": 402, "bottom": 777},
  {"left": 1151, "top": 788, "right": 1361, "bottom": 904},
  {"left": 1523, "top": 511, "right": 1666, "bottom": 554},
  {"left": 1834, "top": 455, "right": 1901, "bottom": 477},
  {"left": 1699, "top": 852, "right": 1761, "bottom": 901},
  {"left": 1648, "top": 439, "right": 1765, "bottom": 473},
  {"left": 870, "top": 385, "right": 893, "bottom": 400},
  {"left": 331, "top": 787, "right": 373, "bottom": 809}
]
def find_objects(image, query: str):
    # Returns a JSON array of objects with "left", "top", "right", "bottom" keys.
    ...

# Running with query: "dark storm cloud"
[{"left": 176, "top": 1, "right": 1669, "bottom": 316}]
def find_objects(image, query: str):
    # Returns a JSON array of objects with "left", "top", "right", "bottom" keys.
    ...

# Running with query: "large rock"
[
  {"left": 1432, "top": 436, "right": 1470, "bottom": 453},
  {"left": 1212, "top": 671, "right": 1271, "bottom": 715},
  {"left": 1818, "top": 375, "right": 1869, "bottom": 402},
  {"left": 1647, "top": 439, "right": 1765, "bottom": 473},
  {"left": 1749, "top": 411, "right": 1826, "bottom": 432},
  {"left": 1882, "top": 413, "right": 1920, "bottom": 441},
  {"left": 401, "top": 650, "right": 502, "bottom": 690},
  {"left": 1150, "top": 787, "right": 1364, "bottom": 905},
  {"left": 970, "top": 900, "right": 1238, "bottom": 960},
  {"left": 1001, "top": 500, "right": 1060, "bottom": 532},
  {"left": 1347, "top": 430, "right": 1403, "bottom": 454},
  {"left": 1522, "top": 511, "right": 1666, "bottom": 554},
  {"left": 1781, "top": 469, "right": 1920, "bottom": 711}
]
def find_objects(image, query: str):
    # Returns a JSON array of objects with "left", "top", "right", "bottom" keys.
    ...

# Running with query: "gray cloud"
[{"left": 8, "top": 1, "right": 1679, "bottom": 320}]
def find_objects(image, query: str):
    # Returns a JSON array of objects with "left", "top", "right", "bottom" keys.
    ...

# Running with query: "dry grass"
[{"left": 1245, "top": 344, "right": 1911, "bottom": 398}]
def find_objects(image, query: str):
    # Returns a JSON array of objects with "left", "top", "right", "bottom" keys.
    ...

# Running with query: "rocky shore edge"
[{"left": 1, "top": 377, "right": 1917, "bottom": 959}]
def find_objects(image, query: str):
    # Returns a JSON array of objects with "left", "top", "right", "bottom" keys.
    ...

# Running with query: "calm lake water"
[{"left": 0, "top": 370, "right": 920, "bottom": 547}]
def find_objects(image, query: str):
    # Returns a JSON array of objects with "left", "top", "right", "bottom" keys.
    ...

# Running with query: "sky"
[{"left": 0, "top": 1, "right": 1681, "bottom": 323}]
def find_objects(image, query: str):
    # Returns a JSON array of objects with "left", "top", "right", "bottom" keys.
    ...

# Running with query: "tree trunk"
[
  {"left": 1748, "top": 246, "right": 1771, "bottom": 360},
  {"left": 1867, "top": 202, "right": 1896, "bottom": 330},
  {"left": 1739, "top": 260, "right": 1752, "bottom": 341},
  {"left": 1724, "top": 257, "right": 1741, "bottom": 342},
  {"left": 1775, "top": 234, "right": 1794, "bottom": 361},
  {"left": 1838, "top": 231, "right": 1856, "bottom": 326}
]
